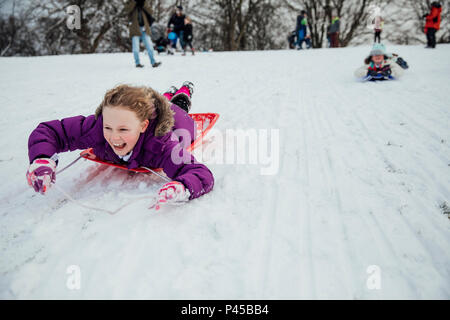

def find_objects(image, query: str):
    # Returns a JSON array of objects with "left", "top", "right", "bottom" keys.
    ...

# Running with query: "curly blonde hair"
[{"left": 95, "top": 84, "right": 174, "bottom": 136}]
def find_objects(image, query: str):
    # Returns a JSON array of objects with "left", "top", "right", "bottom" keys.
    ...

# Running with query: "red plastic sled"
[{"left": 80, "top": 113, "right": 219, "bottom": 173}]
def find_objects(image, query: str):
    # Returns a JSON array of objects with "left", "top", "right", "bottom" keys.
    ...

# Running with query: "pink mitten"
[
  {"left": 26, "top": 158, "right": 57, "bottom": 194},
  {"left": 153, "top": 181, "right": 190, "bottom": 210}
]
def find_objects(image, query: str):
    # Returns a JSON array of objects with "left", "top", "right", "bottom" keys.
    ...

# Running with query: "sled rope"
[
  {"left": 141, "top": 166, "right": 171, "bottom": 182},
  {"left": 56, "top": 155, "right": 83, "bottom": 175},
  {"left": 52, "top": 183, "right": 157, "bottom": 215},
  {"left": 52, "top": 160, "right": 168, "bottom": 214}
]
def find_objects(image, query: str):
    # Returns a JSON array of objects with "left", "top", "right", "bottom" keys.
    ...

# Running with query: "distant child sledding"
[{"left": 354, "top": 43, "right": 409, "bottom": 82}]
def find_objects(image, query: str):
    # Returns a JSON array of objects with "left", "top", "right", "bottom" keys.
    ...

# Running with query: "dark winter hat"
[
  {"left": 301, "top": 10, "right": 307, "bottom": 15},
  {"left": 176, "top": 5, "right": 183, "bottom": 11},
  {"left": 431, "top": 2, "right": 441, "bottom": 8}
]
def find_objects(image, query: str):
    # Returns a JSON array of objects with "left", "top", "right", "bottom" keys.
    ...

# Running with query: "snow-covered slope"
[{"left": 0, "top": 45, "right": 449, "bottom": 299}]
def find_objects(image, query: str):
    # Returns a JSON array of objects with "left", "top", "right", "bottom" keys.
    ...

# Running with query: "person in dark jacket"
[
  {"left": 167, "top": 5, "right": 186, "bottom": 50},
  {"left": 295, "top": 11, "right": 311, "bottom": 49},
  {"left": 423, "top": 1, "right": 442, "bottom": 49},
  {"left": 329, "top": 14, "right": 340, "bottom": 48},
  {"left": 123, "top": 0, "right": 161, "bottom": 68},
  {"left": 182, "top": 17, "right": 195, "bottom": 55}
]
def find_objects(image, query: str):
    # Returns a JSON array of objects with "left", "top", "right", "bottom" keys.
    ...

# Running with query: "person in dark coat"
[
  {"left": 123, "top": 0, "right": 161, "bottom": 68},
  {"left": 167, "top": 5, "right": 186, "bottom": 49},
  {"left": 182, "top": 17, "right": 195, "bottom": 55},
  {"left": 423, "top": 1, "right": 442, "bottom": 48},
  {"left": 295, "top": 11, "right": 311, "bottom": 49},
  {"left": 329, "top": 14, "right": 340, "bottom": 48}
]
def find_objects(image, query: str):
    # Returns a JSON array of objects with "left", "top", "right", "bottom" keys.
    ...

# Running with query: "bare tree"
[
  {"left": 0, "top": 0, "right": 15, "bottom": 56},
  {"left": 283, "top": 0, "right": 376, "bottom": 48},
  {"left": 25, "top": 0, "right": 131, "bottom": 55},
  {"left": 3, "top": 0, "right": 446, "bottom": 56},
  {"left": 189, "top": 0, "right": 282, "bottom": 51},
  {"left": 0, "top": 0, "right": 39, "bottom": 56}
]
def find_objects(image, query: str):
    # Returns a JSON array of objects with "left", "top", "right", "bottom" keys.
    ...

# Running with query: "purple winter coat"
[{"left": 28, "top": 104, "right": 214, "bottom": 200}]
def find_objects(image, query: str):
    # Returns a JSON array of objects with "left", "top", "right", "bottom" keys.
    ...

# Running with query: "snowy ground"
[{"left": 0, "top": 44, "right": 449, "bottom": 299}]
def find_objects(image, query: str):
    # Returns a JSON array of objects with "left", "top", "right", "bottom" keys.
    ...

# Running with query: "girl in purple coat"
[{"left": 26, "top": 82, "right": 214, "bottom": 208}]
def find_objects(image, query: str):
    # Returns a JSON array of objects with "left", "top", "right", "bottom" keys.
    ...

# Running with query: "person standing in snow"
[
  {"left": 373, "top": 14, "right": 384, "bottom": 43},
  {"left": 167, "top": 5, "right": 186, "bottom": 50},
  {"left": 423, "top": 1, "right": 442, "bottom": 49},
  {"left": 182, "top": 17, "right": 195, "bottom": 55},
  {"left": 354, "top": 43, "right": 403, "bottom": 81},
  {"left": 329, "top": 13, "right": 340, "bottom": 48},
  {"left": 295, "top": 10, "right": 311, "bottom": 50},
  {"left": 123, "top": 0, "right": 161, "bottom": 68},
  {"left": 26, "top": 81, "right": 214, "bottom": 208}
]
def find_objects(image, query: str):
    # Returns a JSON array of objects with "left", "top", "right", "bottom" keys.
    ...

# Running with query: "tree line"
[{"left": 0, "top": 0, "right": 448, "bottom": 56}]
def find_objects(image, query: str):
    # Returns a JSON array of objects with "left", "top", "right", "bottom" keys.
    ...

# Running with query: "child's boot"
[
  {"left": 396, "top": 57, "right": 409, "bottom": 69},
  {"left": 171, "top": 81, "right": 194, "bottom": 113},
  {"left": 163, "top": 86, "right": 178, "bottom": 101}
]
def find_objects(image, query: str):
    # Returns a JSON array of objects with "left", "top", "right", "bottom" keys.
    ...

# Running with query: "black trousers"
[
  {"left": 374, "top": 30, "right": 381, "bottom": 43},
  {"left": 426, "top": 28, "right": 437, "bottom": 48},
  {"left": 183, "top": 40, "right": 194, "bottom": 51}
]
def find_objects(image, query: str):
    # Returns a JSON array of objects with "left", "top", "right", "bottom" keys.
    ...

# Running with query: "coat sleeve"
[
  {"left": 168, "top": 14, "right": 174, "bottom": 27},
  {"left": 150, "top": 134, "right": 214, "bottom": 200},
  {"left": 354, "top": 65, "right": 369, "bottom": 78},
  {"left": 295, "top": 16, "right": 301, "bottom": 31},
  {"left": 28, "top": 115, "right": 97, "bottom": 163}
]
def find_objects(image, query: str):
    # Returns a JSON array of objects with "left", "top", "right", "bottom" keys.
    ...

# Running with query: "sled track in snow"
[
  {"left": 325, "top": 77, "right": 450, "bottom": 297},
  {"left": 323, "top": 77, "right": 423, "bottom": 297}
]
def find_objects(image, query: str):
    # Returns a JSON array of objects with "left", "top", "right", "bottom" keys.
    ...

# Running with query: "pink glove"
[
  {"left": 153, "top": 181, "right": 190, "bottom": 210},
  {"left": 26, "top": 158, "right": 57, "bottom": 194}
]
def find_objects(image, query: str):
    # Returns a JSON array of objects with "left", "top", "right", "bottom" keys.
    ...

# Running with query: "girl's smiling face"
[
  {"left": 372, "top": 55, "right": 384, "bottom": 65},
  {"left": 102, "top": 106, "right": 149, "bottom": 156}
]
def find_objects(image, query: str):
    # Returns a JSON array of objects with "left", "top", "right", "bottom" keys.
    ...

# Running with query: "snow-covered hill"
[{"left": 0, "top": 45, "right": 449, "bottom": 299}]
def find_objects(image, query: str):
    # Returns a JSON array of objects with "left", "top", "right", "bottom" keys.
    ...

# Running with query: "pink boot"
[
  {"left": 171, "top": 81, "right": 194, "bottom": 113},
  {"left": 174, "top": 81, "right": 194, "bottom": 98},
  {"left": 163, "top": 86, "right": 178, "bottom": 101}
]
